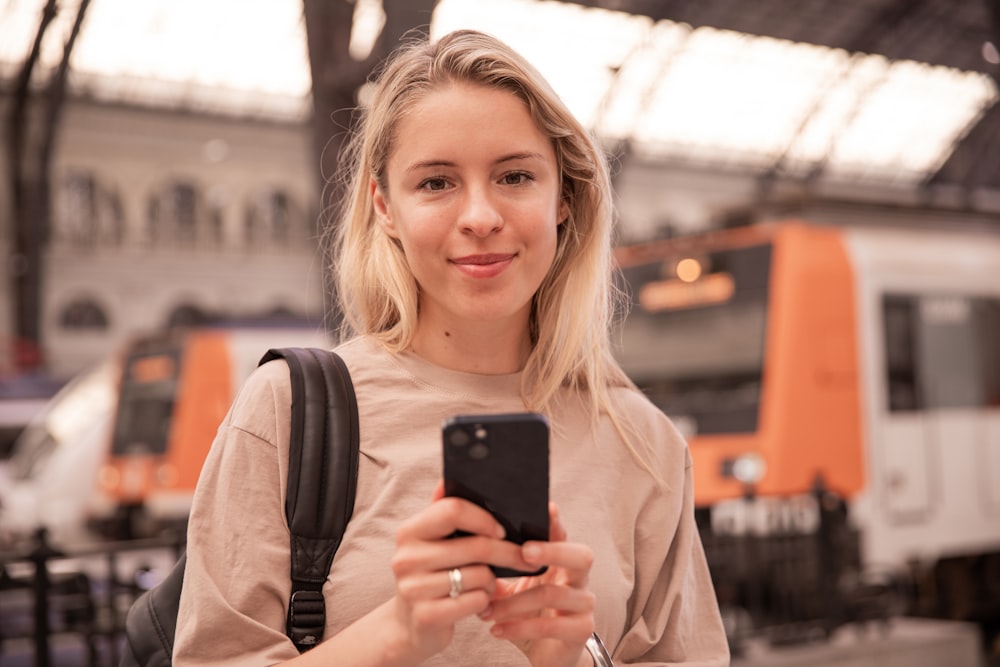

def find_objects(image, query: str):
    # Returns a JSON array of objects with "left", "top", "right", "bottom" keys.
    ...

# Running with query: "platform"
[{"left": 733, "top": 617, "right": 987, "bottom": 667}]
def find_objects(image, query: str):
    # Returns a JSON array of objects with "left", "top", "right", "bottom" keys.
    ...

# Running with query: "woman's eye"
[
  {"left": 419, "top": 177, "right": 449, "bottom": 191},
  {"left": 502, "top": 171, "right": 533, "bottom": 186}
]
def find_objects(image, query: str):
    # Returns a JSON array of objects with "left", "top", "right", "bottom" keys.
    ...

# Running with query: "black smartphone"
[{"left": 442, "top": 412, "right": 550, "bottom": 577}]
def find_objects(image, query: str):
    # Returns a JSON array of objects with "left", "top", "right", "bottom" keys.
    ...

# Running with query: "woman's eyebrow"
[
  {"left": 403, "top": 152, "right": 546, "bottom": 174},
  {"left": 497, "top": 151, "right": 545, "bottom": 164},
  {"left": 404, "top": 159, "right": 455, "bottom": 174}
]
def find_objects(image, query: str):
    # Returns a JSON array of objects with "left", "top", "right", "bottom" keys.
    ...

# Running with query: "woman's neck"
[{"left": 409, "top": 319, "right": 531, "bottom": 375}]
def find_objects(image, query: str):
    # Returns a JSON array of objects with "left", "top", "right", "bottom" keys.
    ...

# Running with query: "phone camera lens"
[
  {"left": 474, "top": 426, "right": 487, "bottom": 440},
  {"left": 449, "top": 429, "right": 470, "bottom": 447},
  {"left": 468, "top": 442, "right": 489, "bottom": 460}
]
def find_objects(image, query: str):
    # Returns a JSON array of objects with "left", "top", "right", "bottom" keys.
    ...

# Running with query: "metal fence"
[
  {"left": 699, "top": 483, "right": 906, "bottom": 656},
  {"left": 0, "top": 527, "right": 184, "bottom": 667}
]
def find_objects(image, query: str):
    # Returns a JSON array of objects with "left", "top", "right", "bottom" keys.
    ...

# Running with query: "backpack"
[{"left": 120, "top": 347, "right": 359, "bottom": 667}]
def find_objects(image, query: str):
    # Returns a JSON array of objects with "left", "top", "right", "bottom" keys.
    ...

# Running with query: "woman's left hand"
[{"left": 483, "top": 504, "right": 596, "bottom": 667}]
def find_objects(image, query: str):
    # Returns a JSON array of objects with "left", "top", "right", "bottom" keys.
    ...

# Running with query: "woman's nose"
[{"left": 457, "top": 185, "right": 503, "bottom": 237}]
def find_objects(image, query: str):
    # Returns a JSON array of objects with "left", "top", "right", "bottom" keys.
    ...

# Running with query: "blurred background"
[{"left": 0, "top": 0, "right": 998, "bottom": 665}]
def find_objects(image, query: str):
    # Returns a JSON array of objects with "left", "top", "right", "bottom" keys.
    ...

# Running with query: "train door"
[{"left": 880, "top": 294, "right": 935, "bottom": 519}]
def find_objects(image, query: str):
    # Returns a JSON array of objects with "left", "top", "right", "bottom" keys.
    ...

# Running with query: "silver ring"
[{"left": 448, "top": 568, "right": 463, "bottom": 598}]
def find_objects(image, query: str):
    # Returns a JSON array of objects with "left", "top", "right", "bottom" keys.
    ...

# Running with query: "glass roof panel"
[
  {"left": 432, "top": 0, "right": 650, "bottom": 127},
  {"left": 630, "top": 28, "right": 851, "bottom": 166},
  {"left": 824, "top": 61, "right": 998, "bottom": 182}
]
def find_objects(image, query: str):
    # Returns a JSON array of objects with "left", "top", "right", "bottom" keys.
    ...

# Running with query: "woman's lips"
[{"left": 451, "top": 253, "right": 516, "bottom": 278}]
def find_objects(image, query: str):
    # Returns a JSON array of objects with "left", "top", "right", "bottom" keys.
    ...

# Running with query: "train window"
[
  {"left": 883, "top": 295, "right": 922, "bottom": 411},
  {"left": 973, "top": 298, "right": 1000, "bottom": 408},
  {"left": 615, "top": 244, "right": 771, "bottom": 434},
  {"left": 919, "top": 296, "right": 983, "bottom": 409},
  {"left": 111, "top": 347, "right": 182, "bottom": 456},
  {"left": 883, "top": 294, "right": 1000, "bottom": 411}
]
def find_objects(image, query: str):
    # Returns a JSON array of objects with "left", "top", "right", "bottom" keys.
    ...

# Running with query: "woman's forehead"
[{"left": 386, "top": 82, "right": 553, "bottom": 169}]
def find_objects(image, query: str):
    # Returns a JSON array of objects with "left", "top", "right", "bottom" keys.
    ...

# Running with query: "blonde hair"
[{"left": 330, "top": 29, "right": 635, "bottom": 423}]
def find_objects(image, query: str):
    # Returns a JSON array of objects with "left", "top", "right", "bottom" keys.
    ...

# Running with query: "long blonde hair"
[{"left": 330, "top": 29, "right": 634, "bottom": 422}]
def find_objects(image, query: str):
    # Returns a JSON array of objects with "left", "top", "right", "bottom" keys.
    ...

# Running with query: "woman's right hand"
[{"left": 384, "top": 483, "right": 536, "bottom": 663}]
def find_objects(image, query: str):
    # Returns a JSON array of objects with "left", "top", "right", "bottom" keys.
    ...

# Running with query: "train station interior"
[{"left": 1, "top": 1, "right": 999, "bottom": 665}]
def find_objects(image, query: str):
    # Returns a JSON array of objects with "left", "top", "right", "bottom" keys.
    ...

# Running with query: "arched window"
[
  {"left": 55, "top": 170, "right": 125, "bottom": 247},
  {"left": 170, "top": 182, "right": 198, "bottom": 244},
  {"left": 59, "top": 298, "right": 110, "bottom": 330},
  {"left": 147, "top": 179, "right": 215, "bottom": 247},
  {"left": 245, "top": 187, "right": 307, "bottom": 248},
  {"left": 165, "top": 303, "right": 210, "bottom": 329}
]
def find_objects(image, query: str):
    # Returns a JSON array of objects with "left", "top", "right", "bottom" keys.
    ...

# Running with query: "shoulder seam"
[{"left": 227, "top": 423, "right": 278, "bottom": 449}]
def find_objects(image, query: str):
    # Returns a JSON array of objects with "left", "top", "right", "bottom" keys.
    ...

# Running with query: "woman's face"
[{"left": 373, "top": 81, "right": 567, "bottom": 337}]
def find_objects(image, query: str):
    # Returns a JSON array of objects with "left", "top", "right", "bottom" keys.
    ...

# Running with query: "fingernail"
[
  {"left": 523, "top": 543, "right": 541, "bottom": 562},
  {"left": 490, "top": 625, "right": 505, "bottom": 638},
  {"left": 495, "top": 524, "right": 506, "bottom": 539}
]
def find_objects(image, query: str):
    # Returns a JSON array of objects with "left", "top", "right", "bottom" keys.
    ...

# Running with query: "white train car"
[{"left": 846, "top": 224, "right": 1000, "bottom": 611}]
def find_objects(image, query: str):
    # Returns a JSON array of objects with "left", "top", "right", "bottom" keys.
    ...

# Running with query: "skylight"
[
  {"left": 0, "top": 0, "right": 312, "bottom": 118},
  {"left": 431, "top": 0, "right": 998, "bottom": 186},
  {"left": 1, "top": 0, "right": 996, "bottom": 186}
]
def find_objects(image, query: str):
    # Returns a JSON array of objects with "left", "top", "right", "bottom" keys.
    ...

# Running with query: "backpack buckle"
[{"left": 287, "top": 589, "right": 326, "bottom": 649}]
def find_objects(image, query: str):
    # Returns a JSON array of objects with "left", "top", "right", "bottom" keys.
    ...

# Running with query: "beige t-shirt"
[{"left": 173, "top": 336, "right": 729, "bottom": 666}]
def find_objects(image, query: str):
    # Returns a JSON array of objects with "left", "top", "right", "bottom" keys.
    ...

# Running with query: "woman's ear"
[
  {"left": 558, "top": 199, "right": 570, "bottom": 225},
  {"left": 371, "top": 178, "right": 399, "bottom": 238}
]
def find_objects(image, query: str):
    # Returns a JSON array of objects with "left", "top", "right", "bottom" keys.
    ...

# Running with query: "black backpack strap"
[{"left": 258, "top": 347, "right": 359, "bottom": 652}]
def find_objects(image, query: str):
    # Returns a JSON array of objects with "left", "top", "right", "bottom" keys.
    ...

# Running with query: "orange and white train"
[
  {"left": 613, "top": 219, "right": 1000, "bottom": 621},
  {"left": 0, "top": 323, "right": 331, "bottom": 542}
]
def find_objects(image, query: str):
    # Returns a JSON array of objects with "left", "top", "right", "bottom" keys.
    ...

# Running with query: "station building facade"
[{"left": 2, "top": 95, "right": 325, "bottom": 378}]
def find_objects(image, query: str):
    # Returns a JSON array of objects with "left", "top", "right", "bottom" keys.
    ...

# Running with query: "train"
[
  {"left": 613, "top": 219, "right": 1000, "bottom": 638},
  {"left": 0, "top": 322, "right": 331, "bottom": 544},
  {"left": 0, "top": 359, "right": 118, "bottom": 544}
]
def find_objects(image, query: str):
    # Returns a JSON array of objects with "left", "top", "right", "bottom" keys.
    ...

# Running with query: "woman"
[{"left": 173, "top": 29, "right": 729, "bottom": 666}]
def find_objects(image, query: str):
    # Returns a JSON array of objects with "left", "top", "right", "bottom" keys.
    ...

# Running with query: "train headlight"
[
  {"left": 155, "top": 463, "right": 177, "bottom": 487},
  {"left": 99, "top": 465, "right": 121, "bottom": 490},
  {"left": 727, "top": 453, "right": 767, "bottom": 485}
]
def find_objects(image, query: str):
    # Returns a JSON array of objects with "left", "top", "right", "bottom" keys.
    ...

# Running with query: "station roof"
[{"left": 1, "top": 0, "right": 998, "bottom": 200}]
